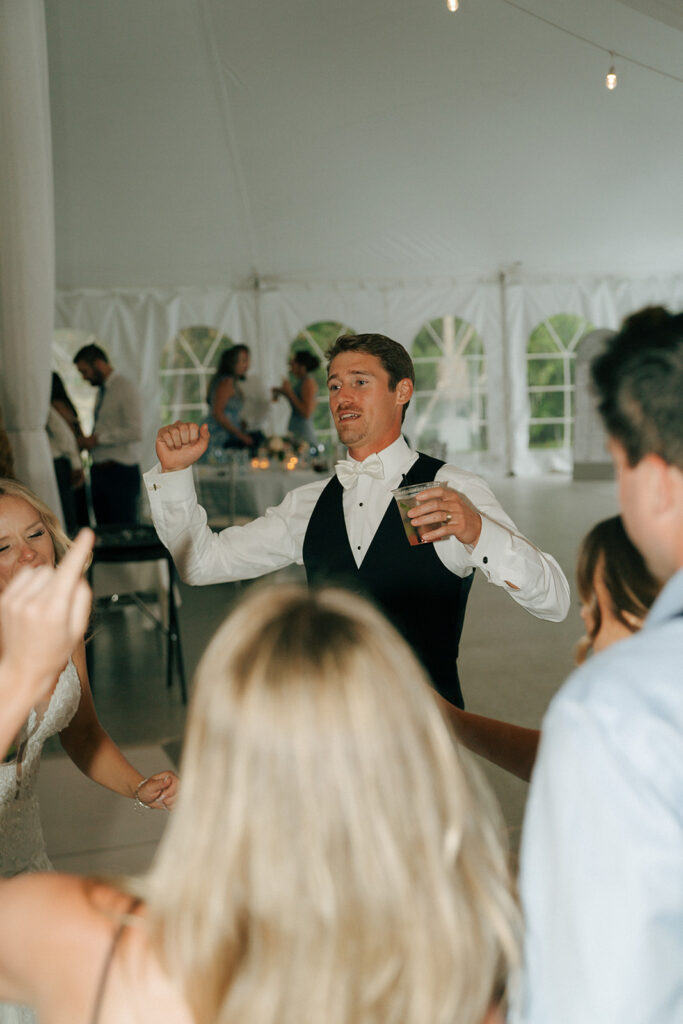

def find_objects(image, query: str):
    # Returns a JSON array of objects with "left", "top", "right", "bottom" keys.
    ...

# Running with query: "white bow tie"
[{"left": 335, "top": 453, "right": 385, "bottom": 489}]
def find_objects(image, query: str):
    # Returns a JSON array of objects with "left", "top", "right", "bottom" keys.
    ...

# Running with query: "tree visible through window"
[
  {"left": 160, "top": 326, "right": 235, "bottom": 426},
  {"left": 411, "top": 316, "right": 488, "bottom": 457},
  {"left": 287, "top": 320, "right": 353, "bottom": 448},
  {"left": 527, "top": 314, "right": 593, "bottom": 449}
]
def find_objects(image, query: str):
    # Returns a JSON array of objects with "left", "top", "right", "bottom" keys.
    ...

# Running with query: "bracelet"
[{"left": 133, "top": 777, "right": 153, "bottom": 812}]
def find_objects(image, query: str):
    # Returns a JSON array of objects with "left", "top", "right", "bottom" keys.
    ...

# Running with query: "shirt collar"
[
  {"left": 644, "top": 568, "right": 683, "bottom": 629},
  {"left": 344, "top": 435, "right": 417, "bottom": 488}
]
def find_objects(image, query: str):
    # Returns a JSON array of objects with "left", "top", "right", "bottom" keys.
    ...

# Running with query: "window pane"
[
  {"left": 159, "top": 326, "right": 235, "bottom": 427},
  {"left": 411, "top": 315, "right": 488, "bottom": 457},
  {"left": 414, "top": 361, "right": 438, "bottom": 391},
  {"left": 527, "top": 358, "right": 565, "bottom": 388},
  {"left": 527, "top": 323, "right": 560, "bottom": 354},
  {"left": 529, "top": 423, "right": 565, "bottom": 448},
  {"left": 529, "top": 391, "right": 565, "bottom": 419},
  {"left": 526, "top": 314, "right": 594, "bottom": 451},
  {"left": 414, "top": 395, "right": 486, "bottom": 453},
  {"left": 549, "top": 313, "right": 588, "bottom": 348},
  {"left": 412, "top": 325, "right": 442, "bottom": 359}
]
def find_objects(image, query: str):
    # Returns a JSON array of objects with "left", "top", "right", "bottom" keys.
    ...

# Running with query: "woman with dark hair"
[
  {"left": 573, "top": 514, "right": 660, "bottom": 663},
  {"left": 50, "top": 372, "right": 83, "bottom": 437},
  {"left": 201, "top": 345, "right": 256, "bottom": 453},
  {"left": 443, "top": 515, "right": 660, "bottom": 782},
  {"left": 0, "top": 409, "right": 14, "bottom": 480},
  {"left": 272, "top": 350, "right": 321, "bottom": 448},
  {"left": 48, "top": 373, "right": 89, "bottom": 530}
]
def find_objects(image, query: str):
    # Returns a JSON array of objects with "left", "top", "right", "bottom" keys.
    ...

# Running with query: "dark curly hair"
[{"left": 591, "top": 306, "right": 683, "bottom": 469}]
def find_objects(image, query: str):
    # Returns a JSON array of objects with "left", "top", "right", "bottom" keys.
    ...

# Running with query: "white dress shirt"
[
  {"left": 92, "top": 371, "right": 142, "bottom": 466},
  {"left": 517, "top": 569, "right": 683, "bottom": 1024},
  {"left": 144, "top": 436, "right": 569, "bottom": 621}
]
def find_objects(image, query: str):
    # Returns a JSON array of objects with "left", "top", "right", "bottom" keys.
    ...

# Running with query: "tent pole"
[{"left": 498, "top": 270, "right": 514, "bottom": 476}]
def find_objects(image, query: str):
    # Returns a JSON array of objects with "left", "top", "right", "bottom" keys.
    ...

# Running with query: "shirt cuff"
[
  {"left": 143, "top": 463, "right": 195, "bottom": 500},
  {"left": 468, "top": 514, "right": 517, "bottom": 583}
]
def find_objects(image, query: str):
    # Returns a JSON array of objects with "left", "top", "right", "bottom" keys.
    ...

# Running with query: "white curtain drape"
[
  {"left": 55, "top": 274, "right": 683, "bottom": 480},
  {"left": 0, "top": 0, "right": 60, "bottom": 512}
]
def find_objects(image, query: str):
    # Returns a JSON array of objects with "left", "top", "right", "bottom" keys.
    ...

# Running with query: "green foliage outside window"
[
  {"left": 527, "top": 314, "right": 592, "bottom": 449},
  {"left": 160, "top": 326, "right": 234, "bottom": 426}
]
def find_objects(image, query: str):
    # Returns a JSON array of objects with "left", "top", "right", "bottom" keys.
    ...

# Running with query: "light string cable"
[{"left": 497, "top": 0, "right": 683, "bottom": 86}]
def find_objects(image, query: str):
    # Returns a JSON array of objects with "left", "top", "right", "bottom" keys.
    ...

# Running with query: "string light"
[
  {"left": 606, "top": 54, "right": 617, "bottom": 90},
  {"left": 446, "top": 0, "right": 459, "bottom": 11},
  {"left": 498, "top": 0, "right": 683, "bottom": 88}
]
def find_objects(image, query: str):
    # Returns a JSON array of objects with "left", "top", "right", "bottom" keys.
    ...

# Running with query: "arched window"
[
  {"left": 527, "top": 314, "right": 593, "bottom": 450},
  {"left": 160, "top": 326, "right": 235, "bottom": 426},
  {"left": 287, "top": 320, "right": 353, "bottom": 448},
  {"left": 411, "top": 316, "right": 488, "bottom": 457}
]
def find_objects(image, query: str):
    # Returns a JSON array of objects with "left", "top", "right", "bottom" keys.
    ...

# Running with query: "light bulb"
[
  {"left": 447, "top": 0, "right": 459, "bottom": 11},
  {"left": 605, "top": 55, "right": 617, "bottom": 90}
]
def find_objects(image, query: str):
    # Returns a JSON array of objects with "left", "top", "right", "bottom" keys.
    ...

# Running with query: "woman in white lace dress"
[{"left": 0, "top": 482, "right": 179, "bottom": 1024}]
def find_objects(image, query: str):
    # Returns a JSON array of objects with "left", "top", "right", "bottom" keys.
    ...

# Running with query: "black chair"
[{"left": 86, "top": 524, "right": 187, "bottom": 704}]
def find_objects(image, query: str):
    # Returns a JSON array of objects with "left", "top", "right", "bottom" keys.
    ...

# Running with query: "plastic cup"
[{"left": 391, "top": 480, "right": 440, "bottom": 546}]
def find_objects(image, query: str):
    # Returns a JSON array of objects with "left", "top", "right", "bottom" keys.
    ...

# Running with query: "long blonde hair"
[
  {"left": 0, "top": 477, "right": 71, "bottom": 563},
  {"left": 144, "top": 585, "right": 519, "bottom": 1024}
]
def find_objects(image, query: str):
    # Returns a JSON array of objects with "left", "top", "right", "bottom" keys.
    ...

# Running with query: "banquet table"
[{"left": 194, "top": 461, "right": 328, "bottom": 524}]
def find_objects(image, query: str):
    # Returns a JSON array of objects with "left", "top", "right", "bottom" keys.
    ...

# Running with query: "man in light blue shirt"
[{"left": 518, "top": 306, "right": 683, "bottom": 1024}]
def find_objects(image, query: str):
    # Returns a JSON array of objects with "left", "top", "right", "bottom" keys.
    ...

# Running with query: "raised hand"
[
  {"left": 156, "top": 421, "right": 210, "bottom": 472},
  {"left": 0, "top": 529, "right": 94, "bottom": 711}
]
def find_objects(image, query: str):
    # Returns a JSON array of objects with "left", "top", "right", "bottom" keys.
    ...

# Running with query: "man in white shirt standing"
[
  {"left": 518, "top": 306, "right": 683, "bottom": 1024},
  {"left": 74, "top": 344, "right": 142, "bottom": 525},
  {"left": 145, "top": 333, "right": 569, "bottom": 708}
]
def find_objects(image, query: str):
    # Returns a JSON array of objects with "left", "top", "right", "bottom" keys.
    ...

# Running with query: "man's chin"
[{"left": 335, "top": 426, "right": 362, "bottom": 447}]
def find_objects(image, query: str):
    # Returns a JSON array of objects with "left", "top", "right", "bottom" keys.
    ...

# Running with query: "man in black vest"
[{"left": 145, "top": 333, "right": 569, "bottom": 708}]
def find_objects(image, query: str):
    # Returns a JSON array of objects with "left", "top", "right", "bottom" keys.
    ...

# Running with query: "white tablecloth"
[{"left": 195, "top": 464, "right": 326, "bottom": 522}]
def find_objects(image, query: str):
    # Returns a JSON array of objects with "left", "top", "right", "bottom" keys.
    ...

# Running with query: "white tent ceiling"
[{"left": 45, "top": 0, "right": 683, "bottom": 290}]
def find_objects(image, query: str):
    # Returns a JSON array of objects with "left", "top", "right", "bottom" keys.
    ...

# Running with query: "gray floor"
[{"left": 41, "top": 473, "right": 619, "bottom": 869}]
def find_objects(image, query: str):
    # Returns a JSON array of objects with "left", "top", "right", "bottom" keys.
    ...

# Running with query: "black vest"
[{"left": 303, "top": 453, "right": 473, "bottom": 708}]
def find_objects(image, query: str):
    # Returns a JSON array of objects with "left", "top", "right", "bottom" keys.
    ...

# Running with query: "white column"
[{"left": 0, "top": 0, "right": 61, "bottom": 513}]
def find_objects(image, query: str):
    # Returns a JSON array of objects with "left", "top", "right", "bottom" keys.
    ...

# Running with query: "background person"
[
  {"left": 46, "top": 405, "right": 83, "bottom": 536},
  {"left": 200, "top": 344, "right": 259, "bottom": 455},
  {"left": 0, "top": 540, "right": 519, "bottom": 1024},
  {"left": 272, "top": 349, "right": 321, "bottom": 448},
  {"left": 442, "top": 515, "right": 660, "bottom": 782},
  {"left": 145, "top": 333, "right": 569, "bottom": 709},
  {"left": 0, "top": 409, "right": 14, "bottom": 480},
  {"left": 50, "top": 371, "right": 85, "bottom": 441},
  {"left": 518, "top": 306, "right": 683, "bottom": 1024},
  {"left": 73, "top": 344, "right": 142, "bottom": 525}
]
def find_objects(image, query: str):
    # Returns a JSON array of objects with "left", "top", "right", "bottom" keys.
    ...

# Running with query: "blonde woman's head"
[
  {"left": 0, "top": 479, "right": 73, "bottom": 595},
  {"left": 147, "top": 585, "right": 519, "bottom": 1024}
]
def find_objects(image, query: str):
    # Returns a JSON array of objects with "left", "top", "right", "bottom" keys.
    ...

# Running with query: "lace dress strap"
[{"left": 89, "top": 898, "right": 142, "bottom": 1024}]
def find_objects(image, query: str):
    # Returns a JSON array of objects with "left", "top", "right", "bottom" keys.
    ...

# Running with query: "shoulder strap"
[{"left": 89, "top": 897, "right": 141, "bottom": 1024}]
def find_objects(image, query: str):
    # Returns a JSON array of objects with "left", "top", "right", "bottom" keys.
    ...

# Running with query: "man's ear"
[
  {"left": 646, "top": 453, "right": 675, "bottom": 514},
  {"left": 395, "top": 378, "right": 414, "bottom": 406}
]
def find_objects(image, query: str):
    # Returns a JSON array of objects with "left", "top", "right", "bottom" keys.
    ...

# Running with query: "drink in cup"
[{"left": 391, "top": 481, "right": 440, "bottom": 546}]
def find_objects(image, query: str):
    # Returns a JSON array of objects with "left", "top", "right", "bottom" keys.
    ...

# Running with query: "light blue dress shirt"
[{"left": 518, "top": 569, "right": 683, "bottom": 1024}]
